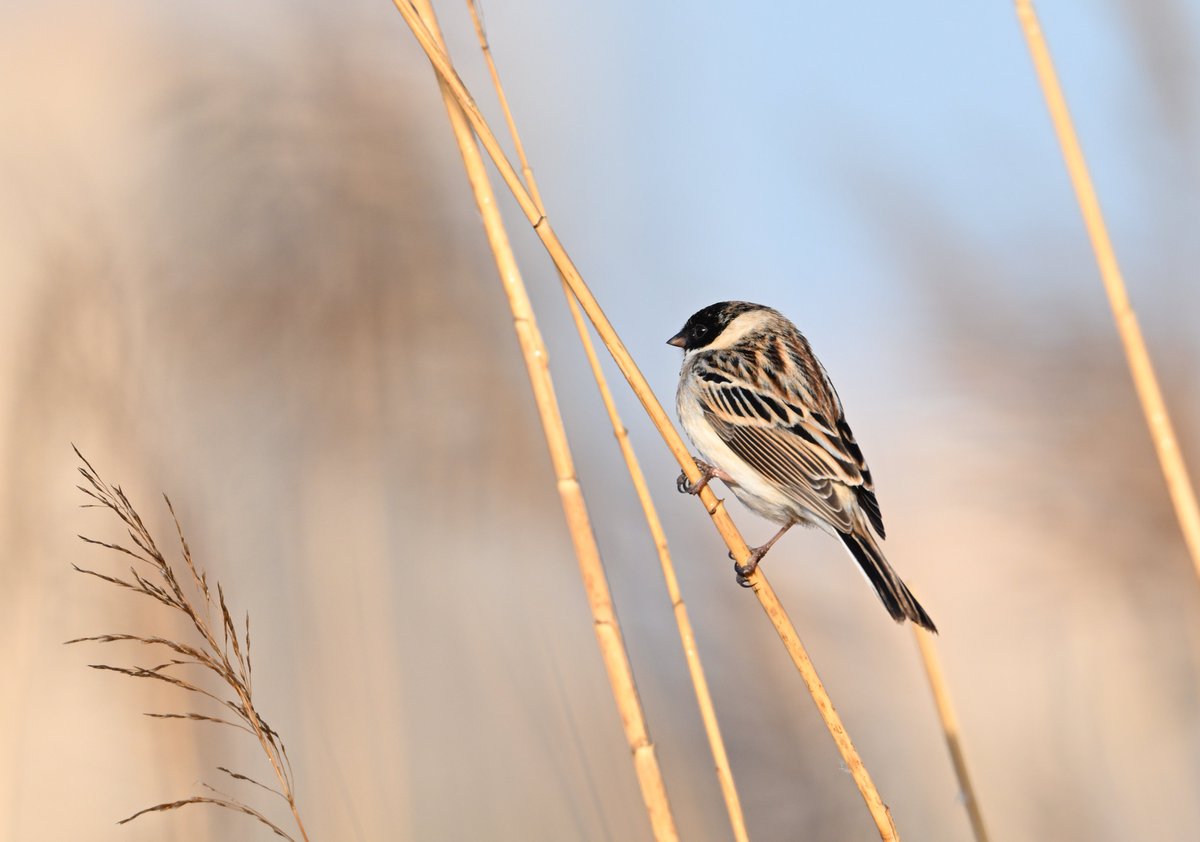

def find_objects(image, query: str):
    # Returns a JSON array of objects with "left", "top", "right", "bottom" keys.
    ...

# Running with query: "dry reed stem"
[
  {"left": 562, "top": 292, "right": 752, "bottom": 842},
  {"left": 389, "top": 5, "right": 898, "bottom": 839},
  {"left": 404, "top": 2, "right": 679, "bottom": 838},
  {"left": 1015, "top": 0, "right": 1200, "bottom": 579},
  {"left": 70, "top": 449, "right": 309, "bottom": 842},
  {"left": 912, "top": 628, "right": 990, "bottom": 842},
  {"left": 465, "top": 4, "right": 749, "bottom": 839}
]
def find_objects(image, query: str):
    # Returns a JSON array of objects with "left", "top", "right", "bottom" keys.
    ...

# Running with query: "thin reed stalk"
[
  {"left": 1015, "top": 0, "right": 1200, "bottom": 579},
  {"left": 404, "top": 2, "right": 679, "bottom": 839},
  {"left": 464, "top": 4, "right": 749, "bottom": 839},
  {"left": 389, "top": 5, "right": 898, "bottom": 838},
  {"left": 912, "top": 628, "right": 990, "bottom": 842}
]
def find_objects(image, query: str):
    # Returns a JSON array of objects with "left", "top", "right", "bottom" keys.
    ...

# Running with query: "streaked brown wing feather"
[
  {"left": 696, "top": 356, "right": 882, "bottom": 535},
  {"left": 722, "top": 423, "right": 856, "bottom": 531}
]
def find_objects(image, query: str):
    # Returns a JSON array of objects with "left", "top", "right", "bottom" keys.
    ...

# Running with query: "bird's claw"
[
  {"left": 731, "top": 548, "right": 764, "bottom": 587},
  {"left": 677, "top": 458, "right": 718, "bottom": 495},
  {"left": 729, "top": 556, "right": 758, "bottom": 582},
  {"left": 734, "top": 559, "right": 756, "bottom": 588},
  {"left": 733, "top": 558, "right": 760, "bottom": 579}
]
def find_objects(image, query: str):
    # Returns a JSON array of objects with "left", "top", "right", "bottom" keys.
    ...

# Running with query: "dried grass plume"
[{"left": 68, "top": 447, "right": 311, "bottom": 842}]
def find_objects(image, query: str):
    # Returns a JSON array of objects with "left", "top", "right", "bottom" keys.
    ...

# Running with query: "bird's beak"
[{"left": 666, "top": 331, "right": 687, "bottom": 348}]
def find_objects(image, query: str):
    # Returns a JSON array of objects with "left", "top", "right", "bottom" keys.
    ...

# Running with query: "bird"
[{"left": 668, "top": 301, "right": 936, "bottom": 631}]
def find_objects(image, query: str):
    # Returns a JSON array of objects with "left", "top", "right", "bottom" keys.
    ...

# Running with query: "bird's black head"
[{"left": 667, "top": 301, "right": 765, "bottom": 350}]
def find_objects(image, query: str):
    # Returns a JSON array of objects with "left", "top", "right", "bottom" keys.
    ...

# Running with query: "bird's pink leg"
[{"left": 734, "top": 521, "right": 796, "bottom": 585}]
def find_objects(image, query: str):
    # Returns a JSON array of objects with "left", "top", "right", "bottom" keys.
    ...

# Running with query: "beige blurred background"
[{"left": 3, "top": 1, "right": 1199, "bottom": 840}]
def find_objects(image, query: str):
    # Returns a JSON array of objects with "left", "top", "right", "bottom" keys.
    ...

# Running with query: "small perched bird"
[{"left": 669, "top": 301, "right": 936, "bottom": 631}]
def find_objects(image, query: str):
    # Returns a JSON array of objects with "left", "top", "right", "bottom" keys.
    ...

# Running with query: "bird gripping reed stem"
[{"left": 389, "top": 4, "right": 899, "bottom": 838}]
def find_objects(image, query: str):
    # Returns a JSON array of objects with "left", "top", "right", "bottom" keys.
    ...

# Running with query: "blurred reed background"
[{"left": 2, "top": 1, "right": 1199, "bottom": 840}]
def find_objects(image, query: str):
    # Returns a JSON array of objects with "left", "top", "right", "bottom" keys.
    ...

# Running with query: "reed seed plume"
[{"left": 67, "top": 447, "right": 311, "bottom": 842}]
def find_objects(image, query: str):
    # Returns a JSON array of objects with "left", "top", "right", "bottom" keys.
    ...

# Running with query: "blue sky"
[{"left": 428, "top": 1, "right": 1199, "bottom": 394}]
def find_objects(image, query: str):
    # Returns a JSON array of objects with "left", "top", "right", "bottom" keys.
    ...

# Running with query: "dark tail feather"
[{"left": 839, "top": 530, "right": 937, "bottom": 633}]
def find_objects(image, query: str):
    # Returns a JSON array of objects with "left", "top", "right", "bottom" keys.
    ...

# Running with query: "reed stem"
[
  {"left": 405, "top": 2, "right": 679, "bottom": 838},
  {"left": 912, "top": 628, "right": 990, "bottom": 842},
  {"left": 464, "top": 4, "right": 750, "bottom": 838},
  {"left": 1015, "top": 0, "right": 1200, "bottom": 579},
  {"left": 389, "top": 5, "right": 899, "bottom": 838}
]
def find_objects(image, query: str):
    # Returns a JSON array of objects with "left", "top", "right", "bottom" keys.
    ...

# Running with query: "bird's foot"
[
  {"left": 727, "top": 522, "right": 794, "bottom": 586},
  {"left": 676, "top": 458, "right": 730, "bottom": 495},
  {"left": 730, "top": 547, "right": 767, "bottom": 587}
]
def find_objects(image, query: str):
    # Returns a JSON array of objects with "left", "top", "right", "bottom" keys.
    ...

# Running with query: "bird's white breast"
[{"left": 676, "top": 362, "right": 820, "bottom": 528}]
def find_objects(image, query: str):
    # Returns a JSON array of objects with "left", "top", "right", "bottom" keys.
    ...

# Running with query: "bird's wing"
[{"left": 694, "top": 355, "right": 884, "bottom": 536}]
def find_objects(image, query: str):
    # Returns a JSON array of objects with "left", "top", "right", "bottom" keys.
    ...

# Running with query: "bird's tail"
[{"left": 839, "top": 529, "right": 937, "bottom": 633}]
